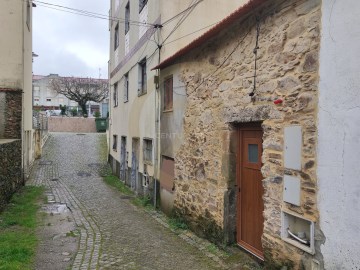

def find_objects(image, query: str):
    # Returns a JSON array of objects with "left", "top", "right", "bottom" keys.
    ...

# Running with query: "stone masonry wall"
[
  {"left": 173, "top": 0, "right": 322, "bottom": 267},
  {"left": 0, "top": 140, "right": 23, "bottom": 211},
  {"left": 0, "top": 89, "right": 22, "bottom": 139}
]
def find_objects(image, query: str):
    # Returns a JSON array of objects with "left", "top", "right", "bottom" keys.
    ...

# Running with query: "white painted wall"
[{"left": 318, "top": 1, "right": 360, "bottom": 268}]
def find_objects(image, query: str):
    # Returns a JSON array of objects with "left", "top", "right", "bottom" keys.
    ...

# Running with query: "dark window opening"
[
  {"left": 114, "top": 23, "right": 119, "bottom": 50},
  {"left": 125, "top": 2, "right": 130, "bottom": 34},
  {"left": 143, "top": 138, "right": 153, "bottom": 164},
  {"left": 164, "top": 76, "right": 173, "bottom": 111},
  {"left": 138, "top": 58, "right": 147, "bottom": 96},
  {"left": 113, "top": 135, "right": 118, "bottom": 151},
  {"left": 139, "top": 0, "right": 148, "bottom": 13},
  {"left": 113, "top": 82, "right": 118, "bottom": 107},
  {"left": 124, "top": 73, "right": 129, "bottom": 102}
]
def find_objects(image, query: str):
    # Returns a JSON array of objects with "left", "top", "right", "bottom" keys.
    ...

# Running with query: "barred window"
[
  {"left": 138, "top": 58, "right": 147, "bottom": 96},
  {"left": 113, "top": 82, "right": 118, "bottom": 107},
  {"left": 124, "top": 73, "right": 129, "bottom": 102},
  {"left": 113, "top": 135, "right": 118, "bottom": 151},
  {"left": 143, "top": 138, "right": 152, "bottom": 164},
  {"left": 114, "top": 23, "right": 119, "bottom": 50},
  {"left": 164, "top": 76, "right": 173, "bottom": 111},
  {"left": 125, "top": 2, "right": 130, "bottom": 34}
]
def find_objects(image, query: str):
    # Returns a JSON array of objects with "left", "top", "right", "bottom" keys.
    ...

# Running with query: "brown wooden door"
[{"left": 237, "top": 124, "right": 264, "bottom": 259}]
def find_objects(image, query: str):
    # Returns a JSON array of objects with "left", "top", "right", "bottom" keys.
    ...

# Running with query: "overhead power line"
[{"left": 29, "top": 0, "right": 155, "bottom": 27}]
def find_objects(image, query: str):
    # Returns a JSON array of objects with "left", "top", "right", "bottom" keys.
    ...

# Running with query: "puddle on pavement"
[{"left": 42, "top": 203, "right": 69, "bottom": 214}]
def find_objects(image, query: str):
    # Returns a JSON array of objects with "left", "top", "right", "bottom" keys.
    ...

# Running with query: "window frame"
[
  {"left": 113, "top": 135, "right": 118, "bottom": 151},
  {"left": 139, "top": 0, "right": 148, "bottom": 13},
  {"left": 163, "top": 76, "right": 173, "bottom": 112},
  {"left": 114, "top": 23, "right": 119, "bottom": 50},
  {"left": 138, "top": 58, "right": 147, "bottom": 96},
  {"left": 143, "top": 138, "right": 153, "bottom": 164},
  {"left": 113, "top": 82, "right": 118, "bottom": 107},
  {"left": 125, "top": 2, "right": 130, "bottom": 34},
  {"left": 124, "top": 73, "right": 129, "bottom": 102}
]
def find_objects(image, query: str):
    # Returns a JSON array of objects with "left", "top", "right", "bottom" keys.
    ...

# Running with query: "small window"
[
  {"left": 124, "top": 73, "right": 129, "bottom": 102},
  {"left": 113, "top": 135, "right": 118, "bottom": 151},
  {"left": 139, "top": 0, "right": 148, "bottom": 13},
  {"left": 125, "top": 2, "right": 130, "bottom": 34},
  {"left": 113, "top": 82, "right": 118, "bottom": 107},
  {"left": 164, "top": 76, "right": 173, "bottom": 111},
  {"left": 248, "top": 144, "right": 259, "bottom": 163},
  {"left": 34, "top": 98, "right": 40, "bottom": 102},
  {"left": 46, "top": 98, "right": 51, "bottom": 102},
  {"left": 138, "top": 58, "right": 147, "bottom": 96},
  {"left": 114, "top": 23, "right": 119, "bottom": 50},
  {"left": 143, "top": 138, "right": 153, "bottom": 164}
]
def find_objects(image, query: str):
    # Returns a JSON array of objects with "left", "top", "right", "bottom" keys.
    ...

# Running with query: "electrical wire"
[
  {"left": 162, "top": 21, "right": 219, "bottom": 46},
  {"left": 161, "top": 0, "right": 202, "bottom": 44},
  {"left": 161, "top": 0, "right": 204, "bottom": 26},
  {"left": 29, "top": 0, "right": 155, "bottom": 27}
]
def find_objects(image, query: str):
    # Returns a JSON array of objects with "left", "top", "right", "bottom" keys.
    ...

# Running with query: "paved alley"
[{"left": 28, "top": 133, "right": 227, "bottom": 270}]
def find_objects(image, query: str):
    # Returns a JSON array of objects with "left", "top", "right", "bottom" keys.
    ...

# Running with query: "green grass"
[
  {"left": 103, "top": 175, "right": 133, "bottom": 195},
  {"left": 167, "top": 216, "right": 188, "bottom": 231},
  {"left": 131, "top": 195, "right": 152, "bottom": 208},
  {"left": 0, "top": 186, "right": 44, "bottom": 270}
]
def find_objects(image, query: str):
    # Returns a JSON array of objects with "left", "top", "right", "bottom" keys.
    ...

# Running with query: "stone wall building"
[{"left": 154, "top": 0, "right": 360, "bottom": 268}]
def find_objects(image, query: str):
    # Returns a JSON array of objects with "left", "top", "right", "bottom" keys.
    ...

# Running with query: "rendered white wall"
[{"left": 318, "top": 1, "right": 360, "bottom": 268}]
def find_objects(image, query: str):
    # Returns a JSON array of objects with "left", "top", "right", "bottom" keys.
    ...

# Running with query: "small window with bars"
[
  {"left": 125, "top": 2, "right": 130, "bottom": 34},
  {"left": 113, "top": 135, "right": 118, "bottom": 151},
  {"left": 138, "top": 58, "right": 147, "bottom": 96},
  {"left": 143, "top": 138, "right": 152, "bottom": 164},
  {"left": 113, "top": 82, "right": 118, "bottom": 107},
  {"left": 114, "top": 23, "right": 119, "bottom": 50},
  {"left": 124, "top": 73, "right": 129, "bottom": 102},
  {"left": 164, "top": 76, "right": 173, "bottom": 111}
]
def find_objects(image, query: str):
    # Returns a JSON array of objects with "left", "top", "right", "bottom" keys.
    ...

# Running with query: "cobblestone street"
[{"left": 28, "top": 133, "right": 241, "bottom": 270}]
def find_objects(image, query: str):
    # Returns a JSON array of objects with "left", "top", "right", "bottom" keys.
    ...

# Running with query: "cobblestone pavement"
[{"left": 28, "top": 133, "right": 230, "bottom": 270}]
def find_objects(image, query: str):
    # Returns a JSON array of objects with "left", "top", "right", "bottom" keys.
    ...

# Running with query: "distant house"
[
  {"left": 0, "top": 0, "right": 35, "bottom": 209},
  {"left": 33, "top": 74, "right": 109, "bottom": 117},
  {"left": 153, "top": 0, "right": 360, "bottom": 268}
]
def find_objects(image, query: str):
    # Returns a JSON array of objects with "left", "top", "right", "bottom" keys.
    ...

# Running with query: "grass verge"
[
  {"left": 102, "top": 175, "right": 133, "bottom": 195},
  {"left": 0, "top": 186, "right": 44, "bottom": 270}
]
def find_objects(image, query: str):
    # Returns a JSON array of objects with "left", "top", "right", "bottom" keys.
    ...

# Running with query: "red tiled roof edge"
[{"left": 152, "top": 0, "right": 267, "bottom": 70}]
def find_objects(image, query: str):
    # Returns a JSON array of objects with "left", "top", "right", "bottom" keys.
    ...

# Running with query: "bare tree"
[{"left": 50, "top": 76, "right": 109, "bottom": 117}]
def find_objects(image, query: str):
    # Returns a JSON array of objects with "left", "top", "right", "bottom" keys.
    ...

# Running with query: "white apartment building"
[
  {"left": 33, "top": 74, "right": 109, "bottom": 117},
  {"left": 108, "top": 0, "right": 247, "bottom": 210}
]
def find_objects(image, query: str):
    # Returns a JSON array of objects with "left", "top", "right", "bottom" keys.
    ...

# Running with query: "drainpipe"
[
  {"left": 21, "top": 0, "right": 26, "bottom": 184},
  {"left": 154, "top": 27, "right": 162, "bottom": 208}
]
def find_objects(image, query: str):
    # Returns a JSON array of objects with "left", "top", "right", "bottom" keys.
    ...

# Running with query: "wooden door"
[{"left": 237, "top": 124, "right": 264, "bottom": 259}]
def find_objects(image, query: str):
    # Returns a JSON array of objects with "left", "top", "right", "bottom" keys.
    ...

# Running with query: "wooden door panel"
[{"left": 237, "top": 125, "right": 264, "bottom": 259}]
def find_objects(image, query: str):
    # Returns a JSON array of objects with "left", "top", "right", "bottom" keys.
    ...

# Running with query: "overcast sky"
[{"left": 33, "top": 0, "right": 110, "bottom": 79}]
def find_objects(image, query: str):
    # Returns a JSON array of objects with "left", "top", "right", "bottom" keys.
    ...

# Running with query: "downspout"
[
  {"left": 21, "top": 0, "right": 26, "bottom": 184},
  {"left": 154, "top": 25, "right": 162, "bottom": 208}
]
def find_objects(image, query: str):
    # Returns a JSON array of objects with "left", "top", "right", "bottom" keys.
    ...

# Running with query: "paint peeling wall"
[{"left": 317, "top": 0, "right": 360, "bottom": 268}]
